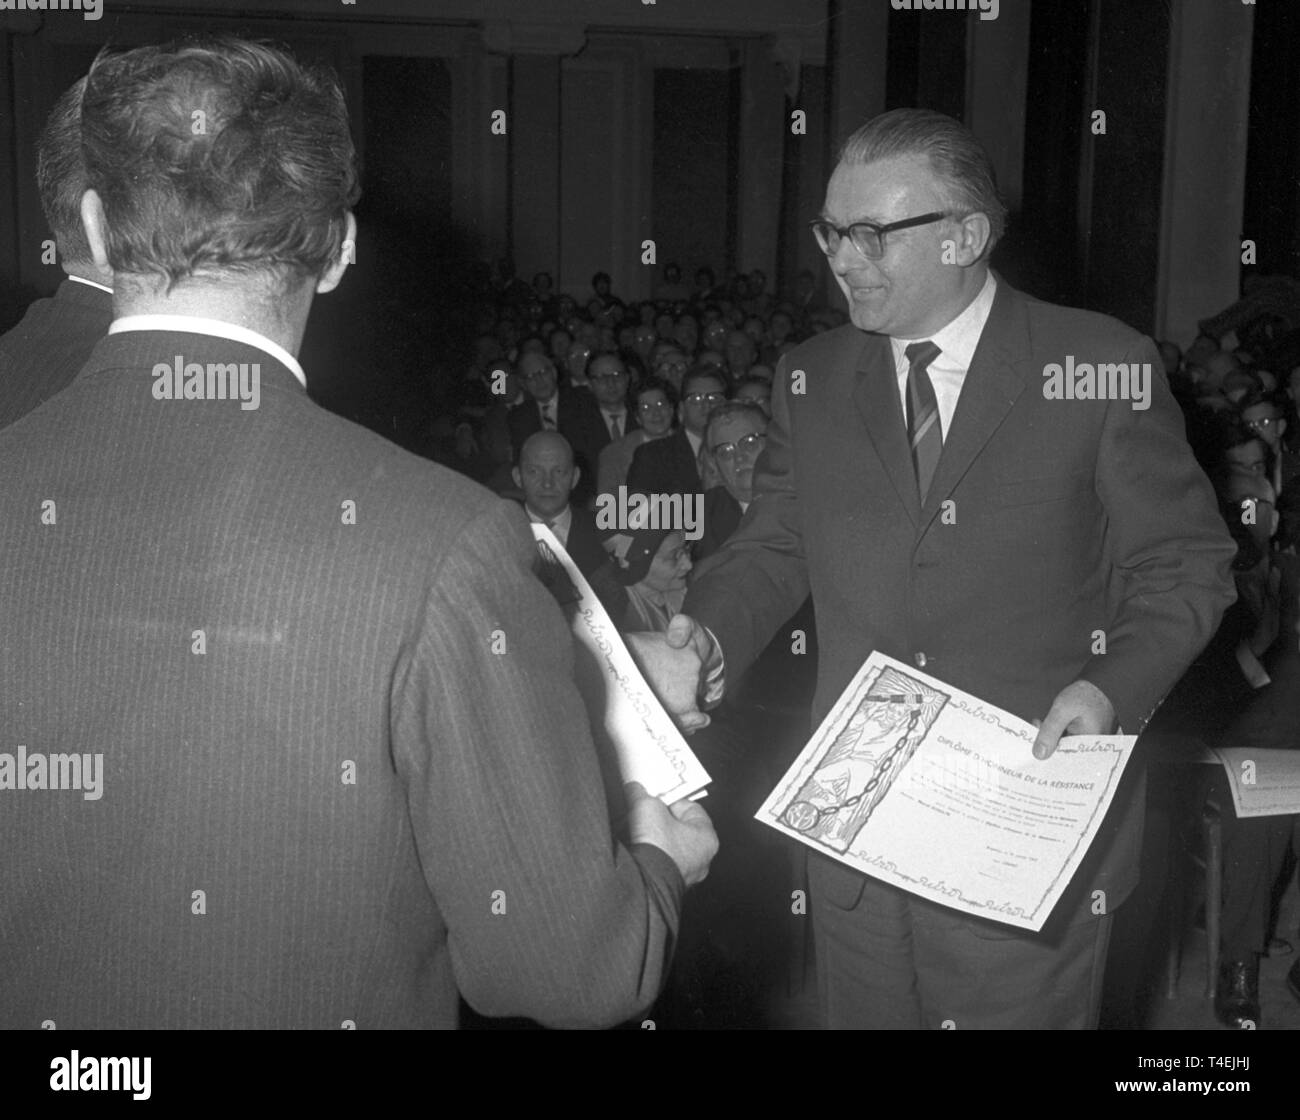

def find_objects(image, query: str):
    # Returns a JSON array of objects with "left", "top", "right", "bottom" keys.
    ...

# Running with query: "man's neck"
[
  {"left": 895, "top": 266, "right": 990, "bottom": 341},
  {"left": 114, "top": 276, "right": 311, "bottom": 358}
]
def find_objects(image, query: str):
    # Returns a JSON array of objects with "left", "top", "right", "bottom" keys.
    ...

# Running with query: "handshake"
[{"left": 621, "top": 613, "right": 723, "bottom": 887}]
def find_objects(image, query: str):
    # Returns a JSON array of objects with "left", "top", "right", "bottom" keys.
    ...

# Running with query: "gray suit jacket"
[
  {"left": 0, "top": 328, "right": 682, "bottom": 1029},
  {"left": 685, "top": 278, "right": 1236, "bottom": 927}
]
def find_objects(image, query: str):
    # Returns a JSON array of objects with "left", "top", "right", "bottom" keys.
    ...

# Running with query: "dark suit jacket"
[
  {"left": 0, "top": 329, "right": 683, "bottom": 1030},
  {"left": 0, "top": 278, "right": 112, "bottom": 430},
  {"left": 627, "top": 427, "right": 702, "bottom": 499},
  {"left": 564, "top": 505, "right": 609, "bottom": 578},
  {"left": 698, "top": 486, "right": 744, "bottom": 560},
  {"left": 684, "top": 277, "right": 1236, "bottom": 925}
]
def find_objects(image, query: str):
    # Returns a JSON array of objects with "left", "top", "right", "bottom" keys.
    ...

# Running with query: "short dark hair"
[
  {"left": 36, "top": 78, "right": 92, "bottom": 264},
  {"left": 1237, "top": 388, "right": 1285, "bottom": 416},
  {"left": 81, "top": 37, "right": 360, "bottom": 291},
  {"left": 705, "top": 400, "right": 767, "bottom": 446},
  {"left": 730, "top": 375, "right": 771, "bottom": 399},
  {"left": 591, "top": 271, "right": 611, "bottom": 288},
  {"left": 681, "top": 364, "right": 727, "bottom": 399},
  {"left": 636, "top": 375, "right": 677, "bottom": 410},
  {"left": 838, "top": 108, "right": 1007, "bottom": 254}
]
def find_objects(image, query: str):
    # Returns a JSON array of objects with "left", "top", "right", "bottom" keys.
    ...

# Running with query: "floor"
[{"left": 1148, "top": 875, "right": 1300, "bottom": 1031}]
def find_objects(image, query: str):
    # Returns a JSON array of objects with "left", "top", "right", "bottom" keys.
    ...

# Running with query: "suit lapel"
[
  {"left": 919, "top": 281, "right": 1032, "bottom": 525},
  {"left": 852, "top": 330, "right": 920, "bottom": 526}
]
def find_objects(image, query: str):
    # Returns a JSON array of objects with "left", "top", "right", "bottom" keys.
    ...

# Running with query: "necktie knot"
[{"left": 904, "top": 339, "right": 941, "bottom": 372}]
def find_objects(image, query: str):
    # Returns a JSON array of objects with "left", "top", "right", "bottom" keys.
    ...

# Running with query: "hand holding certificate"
[
  {"left": 531, "top": 523, "right": 710, "bottom": 803},
  {"left": 757, "top": 652, "right": 1136, "bottom": 931}
]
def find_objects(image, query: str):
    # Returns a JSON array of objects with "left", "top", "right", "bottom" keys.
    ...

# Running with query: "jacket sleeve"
[
  {"left": 390, "top": 497, "right": 684, "bottom": 1029},
  {"left": 1078, "top": 337, "right": 1238, "bottom": 732},
  {"left": 683, "top": 354, "right": 810, "bottom": 684}
]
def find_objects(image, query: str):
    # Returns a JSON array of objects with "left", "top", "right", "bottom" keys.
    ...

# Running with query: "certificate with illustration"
[
  {"left": 757, "top": 651, "right": 1136, "bottom": 931},
  {"left": 531, "top": 523, "right": 710, "bottom": 803}
]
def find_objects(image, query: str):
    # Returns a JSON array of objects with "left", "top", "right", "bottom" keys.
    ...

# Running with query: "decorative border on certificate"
[{"left": 772, "top": 665, "right": 948, "bottom": 853}]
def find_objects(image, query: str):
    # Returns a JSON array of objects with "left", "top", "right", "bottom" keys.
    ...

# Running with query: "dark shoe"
[
  {"left": 1215, "top": 958, "right": 1260, "bottom": 1029},
  {"left": 1287, "top": 957, "right": 1300, "bottom": 1005}
]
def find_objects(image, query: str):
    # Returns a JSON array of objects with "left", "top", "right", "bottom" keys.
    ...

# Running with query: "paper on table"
[
  {"left": 757, "top": 651, "right": 1136, "bottom": 931},
  {"left": 530, "top": 523, "right": 710, "bottom": 803},
  {"left": 1211, "top": 747, "right": 1300, "bottom": 818}
]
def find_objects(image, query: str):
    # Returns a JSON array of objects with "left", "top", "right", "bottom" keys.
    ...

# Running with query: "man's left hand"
[{"left": 1032, "top": 680, "right": 1117, "bottom": 760}]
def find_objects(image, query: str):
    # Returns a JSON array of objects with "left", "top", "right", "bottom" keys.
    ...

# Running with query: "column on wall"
[{"left": 1156, "top": 0, "right": 1254, "bottom": 346}]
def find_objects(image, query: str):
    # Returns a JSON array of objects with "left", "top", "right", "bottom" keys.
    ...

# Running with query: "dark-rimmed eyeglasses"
[
  {"left": 711, "top": 431, "right": 767, "bottom": 464},
  {"left": 685, "top": 392, "right": 726, "bottom": 406},
  {"left": 809, "top": 211, "right": 953, "bottom": 260}
]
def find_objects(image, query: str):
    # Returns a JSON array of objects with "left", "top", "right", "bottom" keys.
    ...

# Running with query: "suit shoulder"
[
  {"left": 782, "top": 323, "right": 865, "bottom": 371},
  {"left": 277, "top": 396, "right": 510, "bottom": 538},
  {"left": 1018, "top": 291, "right": 1153, "bottom": 354}
]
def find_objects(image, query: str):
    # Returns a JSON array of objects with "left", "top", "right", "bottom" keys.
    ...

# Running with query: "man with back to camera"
[
  {"left": 0, "top": 77, "right": 114, "bottom": 430},
  {"left": 632, "top": 108, "right": 1236, "bottom": 1029},
  {"left": 0, "top": 37, "right": 716, "bottom": 1030}
]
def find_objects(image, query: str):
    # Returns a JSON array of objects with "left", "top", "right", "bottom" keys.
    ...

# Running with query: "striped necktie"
[{"left": 904, "top": 340, "right": 942, "bottom": 503}]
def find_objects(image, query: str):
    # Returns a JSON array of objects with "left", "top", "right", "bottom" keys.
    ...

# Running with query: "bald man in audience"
[{"left": 514, "top": 431, "right": 607, "bottom": 578}]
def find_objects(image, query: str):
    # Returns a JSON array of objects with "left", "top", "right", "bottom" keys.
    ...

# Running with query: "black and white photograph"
[{"left": 0, "top": 0, "right": 1296, "bottom": 1095}]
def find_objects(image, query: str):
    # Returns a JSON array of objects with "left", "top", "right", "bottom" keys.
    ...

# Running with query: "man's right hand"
[
  {"left": 624, "top": 614, "right": 718, "bottom": 732},
  {"left": 625, "top": 782, "right": 719, "bottom": 888}
]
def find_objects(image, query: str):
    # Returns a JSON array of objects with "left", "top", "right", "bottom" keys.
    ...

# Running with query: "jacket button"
[{"left": 914, "top": 652, "right": 928, "bottom": 668}]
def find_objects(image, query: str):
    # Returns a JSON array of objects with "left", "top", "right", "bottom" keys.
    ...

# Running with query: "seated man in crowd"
[
  {"left": 731, "top": 375, "right": 772, "bottom": 418},
  {"left": 507, "top": 348, "right": 606, "bottom": 506},
  {"left": 0, "top": 77, "right": 114, "bottom": 430},
  {"left": 627, "top": 364, "right": 727, "bottom": 502},
  {"left": 697, "top": 401, "right": 767, "bottom": 560},
  {"left": 513, "top": 431, "right": 607, "bottom": 578},
  {"left": 1238, "top": 388, "right": 1300, "bottom": 550}
]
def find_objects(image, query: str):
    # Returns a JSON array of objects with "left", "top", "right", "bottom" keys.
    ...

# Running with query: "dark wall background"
[
  {"left": 651, "top": 68, "right": 733, "bottom": 284},
  {"left": 1245, "top": 0, "right": 1300, "bottom": 279}
]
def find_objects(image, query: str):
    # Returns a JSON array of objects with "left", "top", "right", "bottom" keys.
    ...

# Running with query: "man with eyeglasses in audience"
[
  {"left": 1239, "top": 388, "right": 1300, "bottom": 551},
  {"left": 698, "top": 401, "right": 767, "bottom": 561}
]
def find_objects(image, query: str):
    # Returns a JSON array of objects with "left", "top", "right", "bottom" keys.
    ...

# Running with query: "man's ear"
[
  {"left": 80, "top": 190, "right": 111, "bottom": 271},
  {"left": 317, "top": 211, "right": 357, "bottom": 295},
  {"left": 512, "top": 466, "right": 521, "bottom": 490},
  {"left": 951, "top": 211, "right": 992, "bottom": 266},
  {"left": 570, "top": 465, "right": 581, "bottom": 491}
]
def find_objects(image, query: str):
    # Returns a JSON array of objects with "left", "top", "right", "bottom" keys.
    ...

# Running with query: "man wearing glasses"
[
  {"left": 627, "top": 365, "right": 728, "bottom": 502},
  {"left": 697, "top": 401, "right": 768, "bottom": 561},
  {"left": 638, "top": 107, "right": 1236, "bottom": 1029}
]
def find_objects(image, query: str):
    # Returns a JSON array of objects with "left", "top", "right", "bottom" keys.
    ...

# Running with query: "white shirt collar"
[
  {"left": 527, "top": 503, "right": 572, "bottom": 541},
  {"left": 685, "top": 429, "right": 704, "bottom": 458},
  {"left": 107, "top": 314, "right": 306, "bottom": 389},
  {"left": 891, "top": 271, "right": 997, "bottom": 372},
  {"left": 67, "top": 275, "right": 113, "bottom": 294}
]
